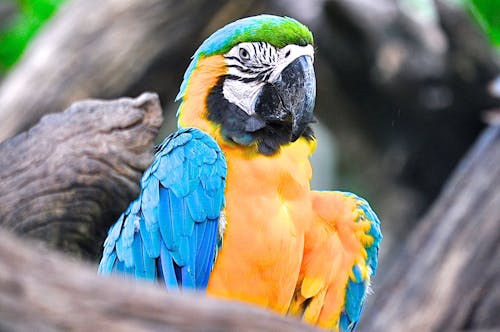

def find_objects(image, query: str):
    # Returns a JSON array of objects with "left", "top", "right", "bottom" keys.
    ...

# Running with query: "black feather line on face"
[{"left": 206, "top": 78, "right": 314, "bottom": 156}]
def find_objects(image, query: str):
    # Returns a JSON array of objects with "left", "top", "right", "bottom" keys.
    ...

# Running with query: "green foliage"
[
  {"left": 467, "top": 0, "right": 500, "bottom": 46},
  {"left": 0, "top": 0, "right": 66, "bottom": 72}
]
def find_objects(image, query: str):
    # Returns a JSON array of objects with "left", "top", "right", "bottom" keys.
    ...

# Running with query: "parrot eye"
[{"left": 239, "top": 47, "right": 251, "bottom": 61}]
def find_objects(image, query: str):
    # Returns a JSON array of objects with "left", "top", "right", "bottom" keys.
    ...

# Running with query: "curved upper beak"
[{"left": 254, "top": 54, "right": 316, "bottom": 142}]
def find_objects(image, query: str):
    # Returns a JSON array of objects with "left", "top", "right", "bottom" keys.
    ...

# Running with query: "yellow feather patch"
[
  {"left": 303, "top": 288, "right": 327, "bottom": 324},
  {"left": 177, "top": 55, "right": 227, "bottom": 133},
  {"left": 301, "top": 276, "right": 324, "bottom": 299}
]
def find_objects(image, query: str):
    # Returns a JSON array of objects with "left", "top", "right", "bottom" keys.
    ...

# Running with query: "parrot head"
[{"left": 176, "top": 15, "right": 316, "bottom": 155}]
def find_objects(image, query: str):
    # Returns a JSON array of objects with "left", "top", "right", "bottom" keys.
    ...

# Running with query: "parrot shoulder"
[{"left": 98, "top": 128, "right": 227, "bottom": 290}]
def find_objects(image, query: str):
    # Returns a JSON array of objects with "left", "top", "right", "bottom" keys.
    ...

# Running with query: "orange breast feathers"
[{"left": 207, "top": 137, "right": 316, "bottom": 313}]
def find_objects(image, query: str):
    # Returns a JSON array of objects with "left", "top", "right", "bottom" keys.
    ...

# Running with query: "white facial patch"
[
  {"left": 222, "top": 79, "right": 264, "bottom": 115},
  {"left": 222, "top": 42, "right": 315, "bottom": 115}
]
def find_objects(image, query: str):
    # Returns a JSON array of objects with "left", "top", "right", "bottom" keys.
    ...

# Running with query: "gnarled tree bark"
[
  {"left": 0, "top": 92, "right": 163, "bottom": 259},
  {"left": 0, "top": 228, "right": 315, "bottom": 332},
  {"left": 360, "top": 124, "right": 500, "bottom": 332}
]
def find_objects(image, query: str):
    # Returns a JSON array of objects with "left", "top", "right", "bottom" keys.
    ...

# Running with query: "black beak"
[{"left": 254, "top": 55, "right": 316, "bottom": 141}]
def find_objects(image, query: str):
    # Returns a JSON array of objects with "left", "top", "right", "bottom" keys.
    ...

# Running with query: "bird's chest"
[
  {"left": 207, "top": 139, "right": 314, "bottom": 312},
  {"left": 224, "top": 149, "right": 313, "bottom": 254}
]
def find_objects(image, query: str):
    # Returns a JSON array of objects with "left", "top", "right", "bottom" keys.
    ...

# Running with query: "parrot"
[{"left": 98, "top": 14, "right": 382, "bottom": 331}]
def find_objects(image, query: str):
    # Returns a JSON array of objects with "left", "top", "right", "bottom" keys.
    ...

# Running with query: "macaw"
[{"left": 98, "top": 14, "right": 382, "bottom": 331}]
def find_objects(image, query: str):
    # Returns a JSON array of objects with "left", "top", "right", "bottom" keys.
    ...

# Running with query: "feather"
[
  {"left": 186, "top": 186, "right": 208, "bottom": 222},
  {"left": 141, "top": 176, "right": 160, "bottom": 233},
  {"left": 98, "top": 128, "right": 226, "bottom": 293},
  {"left": 132, "top": 232, "right": 146, "bottom": 278},
  {"left": 130, "top": 199, "right": 141, "bottom": 214},
  {"left": 156, "top": 149, "right": 185, "bottom": 187},
  {"left": 98, "top": 251, "right": 117, "bottom": 274},
  {"left": 345, "top": 279, "right": 366, "bottom": 323},
  {"left": 159, "top": 242, "right": 179, "bottom": 289},
  {"left": 195, "top": 218, "right": 218, "bottom": 287},
  {"left": 181, "top": 265, "right": 196, "bottom": 288},
  {"left": 107, "top": 214, "right": 124, "bottom": 244},
  {"left": 138, "top": 215, "right": 160, "bottom": 258},
  {"left": 158, "top": 187, "right": 177, "bottom": 251},
  {"left": 143, "top": 245, "right": 157, "bottom": 279}
]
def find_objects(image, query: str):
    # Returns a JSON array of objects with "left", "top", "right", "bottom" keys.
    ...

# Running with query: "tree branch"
[
  {"left": 360, "top": 125, "right": 500, "bottom": 331},
  {"left": 0, "top": 93, "right": 163, "bottom": 259},
  {"left": 0, "top": 229, "right": 315, "bottom": 331}
]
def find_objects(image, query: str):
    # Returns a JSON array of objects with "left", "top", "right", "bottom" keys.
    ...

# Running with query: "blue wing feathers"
[
  {"left": 158, "top": 187, "right": 177, "bottom": 251},
  {"left": 141, "top": 177, "right": 160, "bottom": 233},
  {"left": 138, "top": 215, "right": 160, "bottom": 258},
  {"left": 159, "top": 242, "right": 180, "bottom": 289},
  {"left": 186, "top": 186, "right": 208, "bottom": 222},
  {"left": 195, "top": 218, "right": 218, "bottom": 286},
  {"left": 142, "top": 241, "right": 156, "bottom": 279},
  {"left": 129, "top": 199, "right": 140, "bottom": 214},
  {"left": 334, "top": 191, "right": 382, "bottom": 332},
  {"left": 98, "top": 251, "right": 116, "bottom": 274},
  {"left": 115, "top": 259, "right": 134, "bottom": 275},
  {"left": 181, "top": 263, "right": 196, "bottom": 288},
  {"left": 362, "top": 203, "right": 382, "bottom": 274},
  {"left": 156, "top": 157, "right": 183, "bottom": 188},
  {"left": 132, "top": 232, "right": 146, "bottom": 278},
  {"left": 108, "top": 214, "right": 124, "bottom": 243},
  {"left": 98, "top": 128, "right": 227, "bottom": 291},
  {"left": 180, "top": 199, "right": 195, "bottom": 237},
  {"left": 344, "top": 275, "right": 366, "bottom": 321}
]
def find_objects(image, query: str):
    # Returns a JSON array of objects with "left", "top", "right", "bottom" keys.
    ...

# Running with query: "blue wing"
[
  {"left": 98, "top": 128, "right": 227, "bottom": 290},
  {"left": 337, "top": 192, "right": 382, "bottom": 332}
]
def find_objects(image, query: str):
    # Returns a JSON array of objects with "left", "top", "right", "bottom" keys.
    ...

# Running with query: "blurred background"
[{"left": 0, "top": 0, "right": 498, "bottom": 330}]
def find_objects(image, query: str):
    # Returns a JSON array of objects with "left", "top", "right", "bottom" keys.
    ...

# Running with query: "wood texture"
[
  {"left": 0, "top": 92, "right": 163, "bottom": 259},
  {"left": 0, "top": 228, "right": 315, "bottom": 332},
  {"left": 360, "top": 125, "right": 500, "bottom": 331},
  {"left": 0, "top": 0, "right": 230, "bottom": 143}
]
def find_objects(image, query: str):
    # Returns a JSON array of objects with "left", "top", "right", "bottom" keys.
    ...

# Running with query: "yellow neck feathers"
[{"left": 177, "top": 55, "right": 226, "bottom": 136}]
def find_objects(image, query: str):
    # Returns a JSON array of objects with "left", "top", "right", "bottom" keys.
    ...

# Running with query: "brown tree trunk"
[
  {"left": 360, "top": 124, "right": 500, "bottom": 331},
  {"left": 0, "top": 93, "right": 163, "bottom": 259},
  {"left": 0, "top": 229, "right": 315, "bottom": 332}
]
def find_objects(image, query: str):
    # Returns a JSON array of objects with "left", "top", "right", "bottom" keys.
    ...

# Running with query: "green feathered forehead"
[
  {"left": 176, "top": 15, "right": 313, "bottom": 101},
  {"left": 198, "top": 14, "right": 314, "bottom": 56}
]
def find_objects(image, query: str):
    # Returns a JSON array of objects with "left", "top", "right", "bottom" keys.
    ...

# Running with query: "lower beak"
[{"left": 254, "top": 55, "right": 316, "bottom": 141}]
